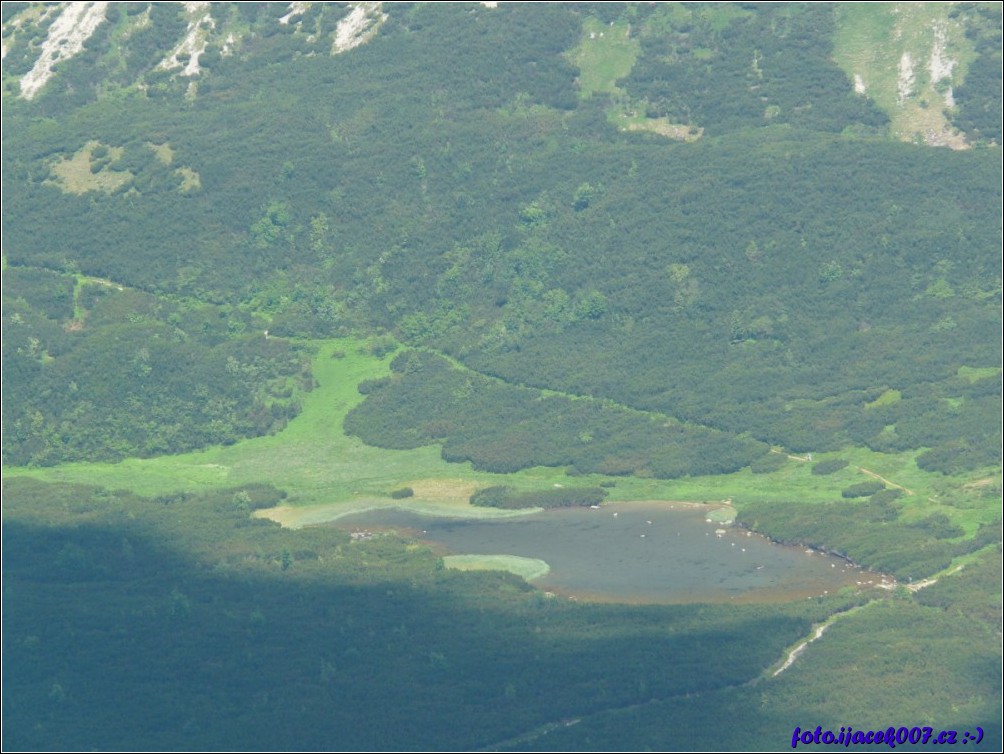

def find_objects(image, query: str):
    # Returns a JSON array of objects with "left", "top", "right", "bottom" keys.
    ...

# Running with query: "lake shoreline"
[{"left": 321, "top": 501, "right": 884, "bottom": 604}]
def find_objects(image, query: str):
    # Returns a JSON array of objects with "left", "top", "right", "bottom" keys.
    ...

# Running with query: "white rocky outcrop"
[
  {"left": 20, "top": 2, "right": 109, "bottom": 99},
  {"left": 333, "top": 3, "right": 387, "bottom": 55}
]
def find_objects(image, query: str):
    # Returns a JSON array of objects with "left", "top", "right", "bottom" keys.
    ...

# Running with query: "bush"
[
  {"left": 471, "top": 486, "right": 609, "bottom": 509},
  {"left": 368, "top": 336, "right": 397, "bottom": 358},
  {"left": 390, "top": 487, "right": 414, "bottom": 499},
  {"left": 239, "top": 483, "right": 288, "bottom": 508},
  {"left": 345, "top": 351, "right": 768, "bottom": 480},
  {"left": 868, "top": 488, "right": 904, "bottom": 506},
  {"left": 910, "top": 513, "right": 965, "bottom": 540},
  {"left": 358, "top": 377, "right": 392, "bottom": 395},
  {"left": 470, "top": 486, "right": 512, "bottom": 508},
  {"left": 812, "top": 458, "right": 849, "bottom": 475},
  {"left": 841, "top": 481, "right": 885, "bottom": 498},
  {"left": 750, "top": 452, "right": 788, "bottom": 474},
  {"left": 470, "top": 485, "right": 607, "bottom": 509},
  {"left": 737, "top": 498, "right": 981, "bottom": 581}
]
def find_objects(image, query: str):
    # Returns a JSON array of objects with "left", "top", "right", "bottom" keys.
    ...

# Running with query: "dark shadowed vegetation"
[{"left": 470, "top": 484, "right": 608, "bottom": 510}]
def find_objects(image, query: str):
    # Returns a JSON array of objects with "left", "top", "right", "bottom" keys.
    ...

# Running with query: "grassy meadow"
[
  {"left": 568, "top": 14, "right": 701, "bottom": 140},
  {"left": 569, "top": 17, "right": 639, "bottom": 101},
  {"left": 5, "top": 335, "right": 996, "bottom": 545}
]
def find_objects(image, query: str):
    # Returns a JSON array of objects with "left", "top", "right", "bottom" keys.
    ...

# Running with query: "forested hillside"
[
  {"left": 3, "top": 2, "right": 1000, "bottom": 751},
  {"left": 4, "top": 2, "right": 999, "bottom": 473}
]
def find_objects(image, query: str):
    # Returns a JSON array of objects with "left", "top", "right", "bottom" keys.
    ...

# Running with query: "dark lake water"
[{"left": 330, "top": 501, "right": 884, "bottom": 604}]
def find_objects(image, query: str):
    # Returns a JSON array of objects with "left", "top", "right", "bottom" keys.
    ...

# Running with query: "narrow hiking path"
[
  {"left": 857, "top": 467, "right": 915, "bottom": 495},
  {"left": 477, "top": 602, "right": 877, "bottom": 751},
  {"left": 769, "top": 605, "right": 866, "bottom": 678},
  {"left": 770, "top": 450, "right": 916, "bottom": 496}
]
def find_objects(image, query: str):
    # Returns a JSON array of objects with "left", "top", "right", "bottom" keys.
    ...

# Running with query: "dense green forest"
[
  {"left": 345, "top": 350, "right": 768, "bottom": 477},
  {"left": 4, "top": 3, "right": 999, "bottom": 473},
  {"left": 2, "top": 2, "right": 1000, "bottom": 751},
  {"left": 2, "top": 270, "right": 311, "bottom": 464},
  {"left": 470, "top": 484, "right": 609, "bottom": 509}
]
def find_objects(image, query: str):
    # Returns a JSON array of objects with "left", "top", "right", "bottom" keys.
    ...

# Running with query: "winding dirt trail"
[
  {"left": 477, "top": 602, "right": 874, "bottom": 750},
  {"left": 769, "top": 605, "right": 863, "bottom": 678},
  {"left": 770, "top": 449, "right": 915, "bottom": 496},
  {"left": 856, "top": 467, "right": 914, "bottom": 496}
]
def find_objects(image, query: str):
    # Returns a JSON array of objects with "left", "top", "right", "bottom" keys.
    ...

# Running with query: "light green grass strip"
[
  {"left": 257, "top": 498, "right": 540, "bottom": 529},
  {"left": 569, "top": 17, "right": 639, "bottom": 100},
  {"left": 444, "top": 554, "right": 551, "bottom": 582},
  {"left": 957, "top": 366, "right": 1000, "bottom": 383}
]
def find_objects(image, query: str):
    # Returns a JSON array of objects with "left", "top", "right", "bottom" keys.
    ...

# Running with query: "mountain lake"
[{"left": 325, "top": 501, "right": 889, "bottom": 603}]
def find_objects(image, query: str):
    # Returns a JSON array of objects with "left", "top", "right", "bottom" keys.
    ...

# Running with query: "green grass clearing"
[
  {"left": 46, "top": 141, "right": 132, "bottom": 194},
  {"left": 957, "top": 365, "right": 1000, "bottom": 383},
  {"left": 568, "top": 17, "right": 639, "bottom": 100},
  {"left": 866, "top": 388, "right": 902, "bottom": 407},
  {"left": 567, "top": 14, "right": 699, "bottom": 141},
  {"left": 147, "top": 141, "right": 175, "bottom": 165},
  {"left": 692, "top": 2, "right": 754, "bottom": 33}
]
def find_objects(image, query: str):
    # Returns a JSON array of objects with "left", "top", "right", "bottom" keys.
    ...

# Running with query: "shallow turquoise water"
[{"left": 331, "top": 501, "right": 881, "bottom": 604}]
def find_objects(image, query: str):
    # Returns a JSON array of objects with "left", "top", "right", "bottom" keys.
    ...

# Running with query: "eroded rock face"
[
  {"left": 19, "top": 2, "right": 110, "bottom": 100},
  {"left": 4, "top": 2, "right": 392, "bottom": 100},
  {"left": 333, "top": 2, "right": 387, "bottom": 55}
]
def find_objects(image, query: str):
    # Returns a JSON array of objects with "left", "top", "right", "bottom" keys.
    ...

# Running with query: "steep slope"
[
  {"left": 3, "top": 3, "right": 999, "bottom": 475},
  {"left": 832, "top": 2, "right": 977, "bottom": 148},
  {"left": 2, "top": 2, "right": 386, "bottom": 101}
]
